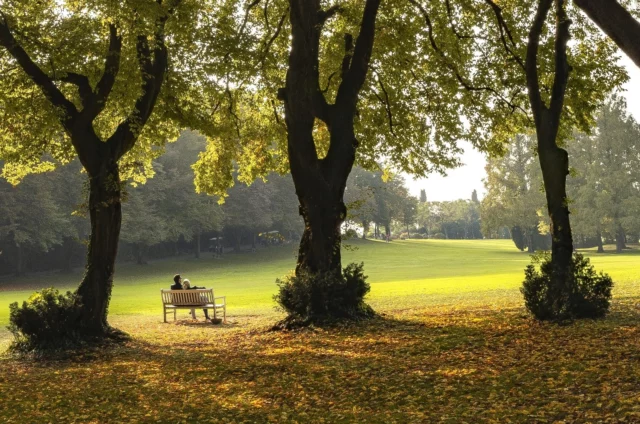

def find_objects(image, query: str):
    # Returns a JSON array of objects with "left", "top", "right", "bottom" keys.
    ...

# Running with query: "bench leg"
[
  {"left": 174, "top": 309, "right": 177, "bottom": 321},
  {"left": 191, "top": 308, "right": 196, "bottom": 319},
  {"left": 163, "top": 307, "right": 167, "bottom": 323},
  {"left": 213, "top": 307, "right": 217, "bottom": 321},
  {"left": 223, "top": 306, "right": 226, "bottom": 324}
]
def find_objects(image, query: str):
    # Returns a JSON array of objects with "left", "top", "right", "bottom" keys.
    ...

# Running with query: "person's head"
[
  {"left": 182, "top": 279, "right": 191, "bottom": 289},
  {"left": 173, "top": 274, "right": 181, "bottom": 284}
]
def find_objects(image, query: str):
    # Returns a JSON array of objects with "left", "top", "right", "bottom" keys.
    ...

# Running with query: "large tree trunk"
[
  {"left": 296, "top": 188, "right": 346, "bottom": 275},
  {"left": 526, "top": 0, "right": 574, "bottom": 295},
  {"left": 75, "top": 161, "right": 121, "bottom": 334},
  {"left": 279, "top": 0, "right": 380, "bottom": 280}
]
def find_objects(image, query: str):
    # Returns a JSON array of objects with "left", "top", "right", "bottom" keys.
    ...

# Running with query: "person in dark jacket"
[{"left": 171, "top": 274, "right": 183, "bottom": 290}]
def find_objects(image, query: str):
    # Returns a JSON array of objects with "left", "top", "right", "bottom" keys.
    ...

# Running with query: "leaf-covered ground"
[
  {"left": 1, "top": 241, "right": 639, "bottom": 422},
  {"left": 1, "top": 300, "right": 639, "bottom": 423}
]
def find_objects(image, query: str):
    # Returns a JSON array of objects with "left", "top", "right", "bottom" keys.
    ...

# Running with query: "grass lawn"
[{"left": 0, "top": 239, "right": 639, "bottom": 423}]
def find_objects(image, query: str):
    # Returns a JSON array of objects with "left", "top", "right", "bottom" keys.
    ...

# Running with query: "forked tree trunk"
[
  {"left": 75, "top": 161, "right": 122, "bottom": 334},
  {"left": 281, "top": 0, "right": 380, "bottom": 280}
]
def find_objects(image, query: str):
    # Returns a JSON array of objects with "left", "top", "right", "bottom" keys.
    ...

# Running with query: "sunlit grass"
[{"left": 0, "top": 239, "right": 638, "bottom": 330}]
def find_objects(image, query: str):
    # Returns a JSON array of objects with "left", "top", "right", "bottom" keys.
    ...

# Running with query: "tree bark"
[
  {"left": 281, "top": 0, "right": 381, "bottom": 277},
  {"left": 526, "top": 0, "right": 574, "bottom": 289},
  {"left": 596, "top": 230, "right": 604, "bottom": 253},
  {"left": 615, "top": 224, "right": 626, "bottom": 253},
  {"left": 75, "top": 161, "right": 122, "bottom": 333},
  {"left": 537, "top": 115, "right": 574, "bottom": 285},
  {"left": 573, "top": 0, "right": 640, "bottom": 69}
]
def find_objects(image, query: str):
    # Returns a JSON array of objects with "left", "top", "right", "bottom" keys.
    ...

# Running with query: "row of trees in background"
[
  {"left": 482, "top": 97, "right": 640, "bottom": 253},
  {"left": 1, "top": 130, "right": 488, "bottom": 277},
  {"left": 0, "top": 131, "right": 302, "bottom": 276}
]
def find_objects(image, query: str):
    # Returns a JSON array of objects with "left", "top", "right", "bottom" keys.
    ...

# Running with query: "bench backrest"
[{"left": 161, "top": 289, "right": 214, "bottom": 306}]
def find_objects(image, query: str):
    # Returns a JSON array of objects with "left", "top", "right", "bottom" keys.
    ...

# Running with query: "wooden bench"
[{"left": 161, "top": 289, "right": 226, "bottom": 323}]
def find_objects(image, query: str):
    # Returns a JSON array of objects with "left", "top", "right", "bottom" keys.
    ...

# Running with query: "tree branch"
[
  {"left": 372, "top": 69, "right": 395, "bottom": 136},
  {"left": 336, "top": 0, "right": 381, "bottom": 108},
  {"left": 483, "top": 0, "right": 525, "bottom": 71},
  {"left": 574, "top": 0, "right": 640, "bottom": 69},
  {"left": 410, "top": 0, "right": 527, "bottom": 115},
  {"left": 318, "top": 4, "right": 343, "bottom": 26},
  {"left": 0, "top": 14, "right": 78, "bottom": 128},
  {"left": 340, "top": 33, "right": 353, "bottom": 82},
  {"left": 108, "top": 2, "right": 180, "bottom": 160},
  {"left": 90, "top": 24, "right": 122, "bottom": 119},
  {"left": 54, "top": 72, "right": 93, "bottom": 106},
  {"left": 549, "top": 0, "right": 571, "bottom": 127},
  {"left": 525, "top": 0, "right": 553, "bottom": 124}
]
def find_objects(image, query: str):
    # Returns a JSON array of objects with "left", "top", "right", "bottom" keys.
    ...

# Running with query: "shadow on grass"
[{"left": 1, "top": 306, "right": 639, "bottom": 423}]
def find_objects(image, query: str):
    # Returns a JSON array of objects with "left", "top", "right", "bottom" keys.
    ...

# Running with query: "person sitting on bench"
[{"left": 172, "top": 274, "right": 211, "bottom": 321}]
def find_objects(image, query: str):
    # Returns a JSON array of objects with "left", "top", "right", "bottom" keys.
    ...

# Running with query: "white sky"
[{"left": 406, "top": 55, "right": 640, "bottom": 202}]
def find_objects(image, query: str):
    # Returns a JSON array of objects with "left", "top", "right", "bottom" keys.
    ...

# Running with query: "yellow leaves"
[{"left": 1, "top": 303, "right": 640, "bottom": 422}]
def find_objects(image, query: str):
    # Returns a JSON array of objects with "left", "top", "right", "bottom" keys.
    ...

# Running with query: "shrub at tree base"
[
  {"left": 521, "top": 252, "right": 613, "bottom": 321},
  {"left": 8, "top": 288, "right": 127, "bottom": 352},
  {"left": 274, "top": 262, "right": 375, "bottom": 329}
]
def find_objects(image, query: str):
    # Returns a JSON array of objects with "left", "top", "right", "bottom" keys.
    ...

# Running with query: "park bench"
[{"left": 161, "top": 289, "right": 226, "bottom": 323}]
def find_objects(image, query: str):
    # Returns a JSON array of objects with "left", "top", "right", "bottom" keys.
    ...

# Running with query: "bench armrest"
[{"left": 214, "top": 296, "right": 226, "bottom": 303}]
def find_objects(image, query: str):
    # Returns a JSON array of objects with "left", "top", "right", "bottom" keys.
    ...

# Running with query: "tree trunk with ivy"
[
  {"left": 76, "top": 159, "right": 122, "bottom": 332},
  {"left": 0, "top": 9, "right": 174, "bottom": 337}
]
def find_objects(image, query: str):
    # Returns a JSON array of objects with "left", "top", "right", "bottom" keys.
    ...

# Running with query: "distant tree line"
[
  {"left": 0, "top": 131, "right": 303, "bottom": 276},
  {"left": 345, "top": 167, "right": 482, "bottom": 241},
  {"left": 1, "top": 131, "right": 489, "bottom": 276}
]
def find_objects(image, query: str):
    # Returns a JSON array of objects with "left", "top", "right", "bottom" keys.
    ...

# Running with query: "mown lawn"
[{"left": 0, "top": 240, "right": 639, "bottom": 423}]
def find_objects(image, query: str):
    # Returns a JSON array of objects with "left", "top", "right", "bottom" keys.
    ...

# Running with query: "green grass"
[
  {"left": 0, "top": 240, "right": 639, "bottom": 423},
  {"left": 1, "top": 239, "right": 638, "bottom": 330}
]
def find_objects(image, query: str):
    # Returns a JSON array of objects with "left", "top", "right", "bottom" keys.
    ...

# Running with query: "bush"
[
  {"left": 521, "top": 252, "right": 613, "bottom": 321},
  {"left": 431, "top": 233, "right": 445, "bottom": 239},
  {"left": 8, "top": 288, "right": 82, "bottom": 351},
  {"left": 274, "top": 262, "right": 374, "bottom": 326}
]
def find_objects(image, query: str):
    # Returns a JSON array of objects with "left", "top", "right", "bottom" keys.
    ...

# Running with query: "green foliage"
[
  {"left": 274, "top": 263, "right": 374, "bottom": 326},
  {"left": 0, "top": 0, "right": 229, "bottom": 184},
  {"left": 522, "top": 252, "right": 613, "bottom": 321},
  {"left": 568, "top": 96, "right": 640, "bottom": 248},
  {"left": 8, "top": 288, "right": 81, "bottom": 351}
]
